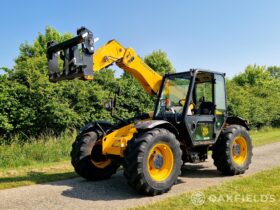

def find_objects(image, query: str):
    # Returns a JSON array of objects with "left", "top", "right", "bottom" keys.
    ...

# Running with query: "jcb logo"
[{"left": 202, "top": 127, "right": 209, "bottom": 136}]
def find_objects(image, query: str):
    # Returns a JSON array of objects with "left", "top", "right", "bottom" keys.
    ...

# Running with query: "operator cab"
[{"left": 154, "top": 69, "right": 227, "bottom": 146}]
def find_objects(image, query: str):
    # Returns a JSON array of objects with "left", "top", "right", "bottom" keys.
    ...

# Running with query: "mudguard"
[
  {"left": 135, "top": 120, "right": 179, "bottom": 136},
  {"left": 78, "top": 120, "right": 113, "bottom": 135},
  {"left": 226, "top": 116, "right": 250, "bottom": 130}
]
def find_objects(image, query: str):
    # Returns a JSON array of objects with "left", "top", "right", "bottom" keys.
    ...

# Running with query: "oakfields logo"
[
  {"left": 191, "top": 191, "right": 205, "bottom": 206},
  {"left": 191, "top": 191, "right": 276, "bottom": 206}
]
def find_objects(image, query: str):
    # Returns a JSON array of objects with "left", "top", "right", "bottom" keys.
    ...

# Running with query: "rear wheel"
[
  {"left": 212, "top": 125, "right": 252, "bottom": 175},
  {"left": 124, "top": 128, "right": 182, "bottom": 195},
  {"left": 71, "top": 131, "right": 120, "bottom": 180}
]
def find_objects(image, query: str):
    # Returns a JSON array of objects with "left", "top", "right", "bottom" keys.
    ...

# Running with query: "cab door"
[
  {"left": 214, "top": 73, "right": 227, "bottom": 133},
  {"left": 185, "top": 72, "right": 216, "bottom": 144}
]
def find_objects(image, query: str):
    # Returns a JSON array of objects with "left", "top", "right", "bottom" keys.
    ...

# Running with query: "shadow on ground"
[
  {"left": 181, "top": 164, "right": 222, "bottom": 178},
  {"left": 45, "top": 162, "right": 223, "bottom": 201},
  {"left": 0, "top": 171, "right": 76, "bottom": 187}
]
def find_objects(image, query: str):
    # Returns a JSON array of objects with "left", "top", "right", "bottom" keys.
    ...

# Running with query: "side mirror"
[
  {"left": 104, "top": 86, "right": 120, "bottom": 115},
  {"left": 104, "top": 99, "right": 115, "bottom": 112}
]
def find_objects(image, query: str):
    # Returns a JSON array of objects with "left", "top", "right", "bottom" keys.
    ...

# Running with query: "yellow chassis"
[{"left": 101, "top": 123, "right": 137, "bottom": 157}]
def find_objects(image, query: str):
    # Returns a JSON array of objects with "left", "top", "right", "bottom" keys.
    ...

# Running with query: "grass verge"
[
  {"left": 133, "top": 167, "right": 280, "bottom": 210},
  {"left": 250, "top": 127, "right": 280, "bottom": 147},
  {"left": 0, "top": 131, "right": 77, "bottom": 190},
  {"left": 0, "top": 131, "right": 75, "bottom": 168},
  {"left": 0, "top": 161, "right": 76, "bottom": 190}
]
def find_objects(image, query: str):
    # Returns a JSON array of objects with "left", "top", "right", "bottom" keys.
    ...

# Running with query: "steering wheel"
[{"left": 178, "top": 99, "right": 195, "bottom": 115}]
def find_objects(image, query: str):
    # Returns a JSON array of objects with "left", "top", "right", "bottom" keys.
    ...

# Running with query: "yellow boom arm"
[
  {"left": 92, "top": 40, "right": 162, "bottom": 95},
  {"left": 47, "top": 27, "right": 162, "bottom": 95},
  {"left": 46, "top": 27, "right": 182, "bottom": 157}
]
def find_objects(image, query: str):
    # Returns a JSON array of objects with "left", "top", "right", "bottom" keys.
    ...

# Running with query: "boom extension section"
[{"left": 46, "top": 27, "right": 162, "bottom": 95}]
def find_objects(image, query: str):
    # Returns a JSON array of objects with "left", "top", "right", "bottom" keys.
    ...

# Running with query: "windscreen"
[{"left": 155, "top": 73, "right": 191, "bottom": 118}]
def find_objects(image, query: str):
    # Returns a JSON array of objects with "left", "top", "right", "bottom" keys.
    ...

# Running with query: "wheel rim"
[
  {"left": 232, "top": 136, "right": 248, "bottom": 165},
  {"left": 90, "top": 142, "right": 112, "bottom": 169},
  {"left": 147, "top": 143, "right": 174, "bottom": 182},
  {"left": 91, "top": 159, "right": 112, "bottom": 169}
]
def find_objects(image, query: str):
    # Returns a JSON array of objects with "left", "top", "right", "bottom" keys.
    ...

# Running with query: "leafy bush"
[
  {"left": 227, "top": 65, "right": 280, "bottom": 128},
  {"left": 0, "top": 27, "right": 279, "bottom": 142},
  {"left": 0, "top": 27, "right": 174, "bottom": 141}
]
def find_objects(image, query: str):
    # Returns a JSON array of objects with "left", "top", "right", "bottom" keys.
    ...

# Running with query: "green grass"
[
  {"left": 0, "top": 161, "right": 75, "bottom": 189},
  {"left": 133, "top": 167, "right": 280, "bottom": 210},
  {"left": 0, "top": 131, "right": 77, "bottom": 189},
  {"left": 0, "top": 131, "right": 75, "bottom": 168},
  {"left": 250, "top": 127, "right": 280, "bottom": 147}
]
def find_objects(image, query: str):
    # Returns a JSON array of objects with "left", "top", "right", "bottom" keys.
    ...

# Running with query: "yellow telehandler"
[{"left": 46, "top": 27, "right": 252, "bottom": 195}]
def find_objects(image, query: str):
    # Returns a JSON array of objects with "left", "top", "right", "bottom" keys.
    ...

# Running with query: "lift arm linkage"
[{"left": 46, "top": 27, "right": 162, "bottom": 96}]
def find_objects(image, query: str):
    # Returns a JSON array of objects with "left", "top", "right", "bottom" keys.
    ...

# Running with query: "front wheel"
[
  {"left": 71, "top": 131, "right": 120, "bottom": 180},
  {"left": 124, "top": 128, "right": 183, "bottom": 195},
  {"left": 212, "top": 125, "right": 253, "bottom": 175}
]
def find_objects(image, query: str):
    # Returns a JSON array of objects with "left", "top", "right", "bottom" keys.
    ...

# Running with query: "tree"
[
  {"left": 116, "top": 49, "right": 176, "bottom": 118},
  {"left": 0, "top": 26, "right": 177, "bottom": 140},
  {"left": 144, "top": 50, "right": 175, "bottom": 75},
  {"left": 0, "top": 27, "right": 112, "bottom": 139},
  {"left": 267, "top": 66, "right": 280, "bottom": 79},
  {"left": 1, "top": 26, "right": 278, "bottom": 141},
  {"left": 116, "top": 75, "right": 155, "bottom": 119},
  {"left": 233, "top": 65, "right": 270, "bottom": 86},
  {"left": 228, "top": 65, "right": 280, "bottom": 128}
]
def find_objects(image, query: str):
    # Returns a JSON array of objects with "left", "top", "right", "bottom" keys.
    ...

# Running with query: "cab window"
[
  {"left": 214, "top": 74, "right": 226, "bottom": 112},
  {"left": 194, "top": 73, "right": 214, "bottom": 115}
]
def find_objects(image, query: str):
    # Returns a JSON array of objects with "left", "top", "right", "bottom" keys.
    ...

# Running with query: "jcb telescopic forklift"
[{"left": 46, "top": 27, "right": 252, "bottom": 195}]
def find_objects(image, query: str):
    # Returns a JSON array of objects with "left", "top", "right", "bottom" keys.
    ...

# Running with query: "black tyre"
[
  {"left": 212, "top": 125, "right": 253, "bottom": 175},
  {"left": 71, "top": 131, "right": 120, "bottom": 180},
  {"left": 124, "top": 128, "right": 183, "bottom": 195}
]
